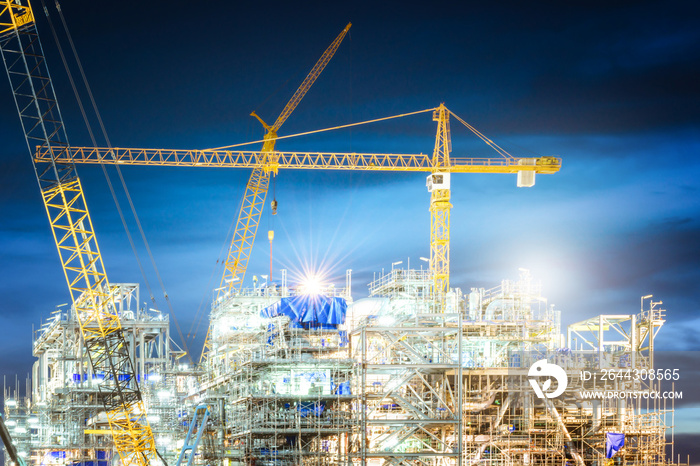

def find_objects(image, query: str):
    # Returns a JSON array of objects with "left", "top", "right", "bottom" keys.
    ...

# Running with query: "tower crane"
[
  {"left": 39, "top": 105, "right": 562, "bottom": 296},
  {"left": 0, "top": 2, "right": 157, "bottom": 466}
]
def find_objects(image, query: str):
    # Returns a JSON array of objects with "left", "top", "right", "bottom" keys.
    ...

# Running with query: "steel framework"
[
  {"left": 429, "top": 105, "right": 452, "bottom": 294},
  {"left": 2, "top": 271, "right": 686, "bottom": 466},
  {"left": 2, "top": 285, "right": 178, "bottom": 466},
  {"left": 35, "top": 144, "right": 561, "bottom": 173}
]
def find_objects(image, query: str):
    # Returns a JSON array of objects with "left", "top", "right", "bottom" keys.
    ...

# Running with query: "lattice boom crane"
[
  {"left": 217, "top": 22, "right": 351, "bottom": 303},
  {"left": 0, "top": 2, "right": 157, "bottom": 465}
]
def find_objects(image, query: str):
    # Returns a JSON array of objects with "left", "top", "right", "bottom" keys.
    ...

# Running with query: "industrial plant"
[
  {"left": 0, "top": 1, "right": 686, "bottom": 465},
  {"left": 2, "top": 271, "right": 679, "bottom": 466}
]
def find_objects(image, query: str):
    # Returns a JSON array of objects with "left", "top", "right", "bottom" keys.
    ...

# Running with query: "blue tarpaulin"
[
  {"left": 261, "top": 295, "right": 347, "bottom": 326},
  {"left": 606, "top": 432, "right": 625, "bottom": 458}
]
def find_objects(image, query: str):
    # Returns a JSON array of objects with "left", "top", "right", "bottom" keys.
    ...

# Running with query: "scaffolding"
[
  {"left": 1, "top": 271, "right": 687, "bottom": 466},
  {"left": 200, "top": 274, "right": 356, "bottom": 465},
  {"left": 3, "top": 284, "right": 189, "bottom": 466}
]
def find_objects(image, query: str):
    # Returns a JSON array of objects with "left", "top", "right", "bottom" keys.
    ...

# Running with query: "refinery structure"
[
  {"left": 2, "top": 273, "right": 679, "bottom": 466},
  {"left": 0, "top": 2, "right": 686, "bottom": 466}
]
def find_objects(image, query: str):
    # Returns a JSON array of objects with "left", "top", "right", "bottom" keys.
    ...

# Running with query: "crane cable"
[
  {"left": 206, "top": 108, "right": 436, "bottom": 151},
  {"left": 252, "top": 70, "right": 301, "bottom": 122},
  {"left": 48, "top": 0, "right": 193, "bottom": 364},
  {"left": 208, "top": 106, "right": 519, "bottom": 162},
  {"left": 39, "top": 1, "right": 154, "bottom": 304},
  {"left": 448, "top": 110, "right": 515, "bottom": 160},
  {"left": 54, "top": 0, "right": 192, "bottom": 364}
]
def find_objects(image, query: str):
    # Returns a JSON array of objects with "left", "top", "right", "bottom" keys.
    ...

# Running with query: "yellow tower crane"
[
  {"left": 0, "top": 2, "right": 157, "bottom": 466},
  {"left": 39, "top": 105, "right": 562, "bottom": 297}
]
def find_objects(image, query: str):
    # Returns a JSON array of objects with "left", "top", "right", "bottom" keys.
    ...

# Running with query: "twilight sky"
[{"left": 0, "top": 0, "right": 699, "bottom": 451}]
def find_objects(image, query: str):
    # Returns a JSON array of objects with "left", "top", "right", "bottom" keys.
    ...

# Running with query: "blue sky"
[{"left": 0, "top": 0, "right": 699, "bottom": 454}]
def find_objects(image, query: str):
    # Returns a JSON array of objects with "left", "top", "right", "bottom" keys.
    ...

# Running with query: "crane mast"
[
  {"left": 429, "top": 104, "right": 452, "bottom": 294},
  {"left": 0, "top": 2, "right": 157, "bottom": 465}
]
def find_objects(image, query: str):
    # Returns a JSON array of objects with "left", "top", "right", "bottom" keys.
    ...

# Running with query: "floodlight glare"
[{"left": 300, "top": 274, "right": 324, "bottom": 295}]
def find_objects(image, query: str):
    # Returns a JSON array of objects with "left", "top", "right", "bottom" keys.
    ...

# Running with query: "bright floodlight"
[{"left": 300, "top": 274, "right": 324, "bottom": 295}]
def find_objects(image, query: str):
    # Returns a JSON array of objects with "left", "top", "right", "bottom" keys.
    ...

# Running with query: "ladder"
[{"left": 175, "top": 405, "right": 211, "bottom": 466}]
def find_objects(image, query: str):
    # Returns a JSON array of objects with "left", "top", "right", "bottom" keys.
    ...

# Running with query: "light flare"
[{"left": 300, "top": 273, "right": 325, "bottom": 295}]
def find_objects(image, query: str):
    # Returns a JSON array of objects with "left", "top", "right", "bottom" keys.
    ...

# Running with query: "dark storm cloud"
[
  {"left": 0, "top": 345, "right": 32, "bottom": 380},
  {"left": 523, "top": 60, "right": 700, "bottom": 133}
]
